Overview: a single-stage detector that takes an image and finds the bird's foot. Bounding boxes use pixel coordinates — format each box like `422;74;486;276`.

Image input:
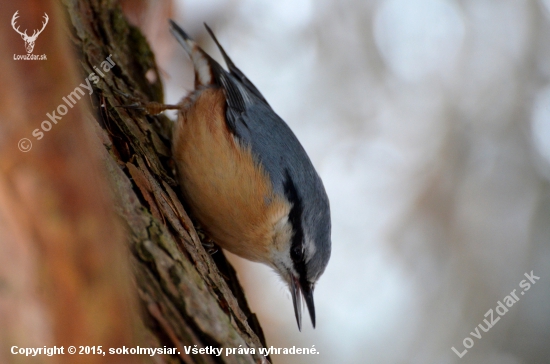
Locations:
114;89;181;115
196;228;219;255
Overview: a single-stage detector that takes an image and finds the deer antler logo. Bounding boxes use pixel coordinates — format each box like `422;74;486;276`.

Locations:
11;11;49;54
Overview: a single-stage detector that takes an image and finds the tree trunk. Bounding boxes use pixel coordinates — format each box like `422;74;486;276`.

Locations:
0;0;269;363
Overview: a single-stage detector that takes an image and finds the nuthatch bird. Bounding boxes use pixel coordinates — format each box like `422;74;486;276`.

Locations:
168;20;331;330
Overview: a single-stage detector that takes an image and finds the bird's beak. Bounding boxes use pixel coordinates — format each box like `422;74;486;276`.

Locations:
290;274;315;331
303;280;316;329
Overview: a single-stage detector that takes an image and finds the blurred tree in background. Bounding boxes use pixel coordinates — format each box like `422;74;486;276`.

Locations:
0;1;268;363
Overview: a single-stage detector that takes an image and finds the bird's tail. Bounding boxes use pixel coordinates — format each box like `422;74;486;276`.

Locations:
203;23;267;104
169;20;216;87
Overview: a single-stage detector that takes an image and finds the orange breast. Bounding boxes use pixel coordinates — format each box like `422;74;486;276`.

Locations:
172;88;290;264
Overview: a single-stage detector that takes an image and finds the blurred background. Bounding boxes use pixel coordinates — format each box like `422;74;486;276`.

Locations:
126;0;550;363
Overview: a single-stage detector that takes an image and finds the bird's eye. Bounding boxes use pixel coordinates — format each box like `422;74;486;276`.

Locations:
291;245;303;261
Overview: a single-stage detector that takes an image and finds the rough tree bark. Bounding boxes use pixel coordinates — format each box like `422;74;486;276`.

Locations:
0;0;269;363
0;1;137;363
63;1;270;363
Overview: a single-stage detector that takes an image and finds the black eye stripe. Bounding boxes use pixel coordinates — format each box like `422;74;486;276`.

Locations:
283;170;307;277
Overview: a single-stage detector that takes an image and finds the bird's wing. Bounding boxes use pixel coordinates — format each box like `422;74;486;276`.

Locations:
169;20;308;181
